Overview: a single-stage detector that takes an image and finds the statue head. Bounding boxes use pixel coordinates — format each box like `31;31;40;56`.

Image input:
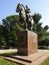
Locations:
26;5;31;13
16;3;25;13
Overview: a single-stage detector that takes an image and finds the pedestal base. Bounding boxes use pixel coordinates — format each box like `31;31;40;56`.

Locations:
17;31;38;56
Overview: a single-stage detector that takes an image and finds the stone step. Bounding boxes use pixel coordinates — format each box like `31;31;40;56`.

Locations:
6;52;47;63
2;52;49;65
3;56;31;65
26;54;49;65
33;54;49;65
7;55;32;63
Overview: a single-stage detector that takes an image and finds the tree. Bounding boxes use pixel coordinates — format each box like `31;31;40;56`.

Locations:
0;25;6;48
44;25;49;32
32;13;41;23
2;15;25;48
2;15;19;48
32;13;49;48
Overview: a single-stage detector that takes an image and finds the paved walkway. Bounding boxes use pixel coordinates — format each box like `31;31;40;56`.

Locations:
0;49;49;54
0;49;17;54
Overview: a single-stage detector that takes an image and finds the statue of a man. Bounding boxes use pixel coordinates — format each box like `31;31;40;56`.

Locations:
25;5;33;30
25;5;31;21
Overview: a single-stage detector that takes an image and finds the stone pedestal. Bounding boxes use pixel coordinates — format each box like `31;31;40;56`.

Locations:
17;31;38;56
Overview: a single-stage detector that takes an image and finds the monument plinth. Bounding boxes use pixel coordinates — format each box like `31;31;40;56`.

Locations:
17;31;38;56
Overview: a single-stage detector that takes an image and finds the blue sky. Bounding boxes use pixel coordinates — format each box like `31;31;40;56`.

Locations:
0;0;49;27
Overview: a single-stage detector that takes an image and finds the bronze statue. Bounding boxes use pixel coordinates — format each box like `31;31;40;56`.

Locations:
25;5;34;30
16;3;34;31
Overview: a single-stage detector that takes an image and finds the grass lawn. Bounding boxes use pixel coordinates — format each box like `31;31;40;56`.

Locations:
41;58;49;65
0;57;21;65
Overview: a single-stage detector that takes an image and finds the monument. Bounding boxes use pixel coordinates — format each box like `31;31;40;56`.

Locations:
3;4;48;65
16;3;38;56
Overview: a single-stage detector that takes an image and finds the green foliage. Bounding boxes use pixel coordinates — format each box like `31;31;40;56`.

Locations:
0;25;6;48
32;13;41;23
2;15;19;48
0;15;25;49
44;25;49;32
0;57;19;65
32;13;49;48
41;58;49;65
